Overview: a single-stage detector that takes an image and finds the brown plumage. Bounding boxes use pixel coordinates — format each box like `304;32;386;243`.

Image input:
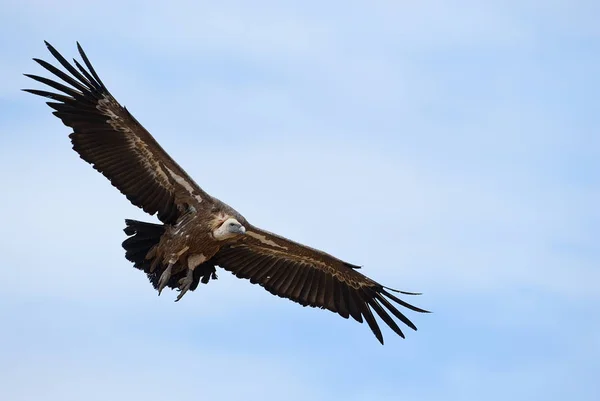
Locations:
24;41;430;344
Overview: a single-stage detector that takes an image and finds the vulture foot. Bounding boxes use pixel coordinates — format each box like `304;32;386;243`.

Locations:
175;269;194;302
157;263;174;295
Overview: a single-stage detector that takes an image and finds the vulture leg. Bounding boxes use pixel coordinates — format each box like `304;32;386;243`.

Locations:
157;262;174;295
175;253;207;302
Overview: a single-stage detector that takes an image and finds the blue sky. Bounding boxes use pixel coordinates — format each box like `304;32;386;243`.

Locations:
1;1;598;400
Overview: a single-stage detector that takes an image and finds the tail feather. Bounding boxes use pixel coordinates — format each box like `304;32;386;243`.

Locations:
122;219;166;290
123;219;165;270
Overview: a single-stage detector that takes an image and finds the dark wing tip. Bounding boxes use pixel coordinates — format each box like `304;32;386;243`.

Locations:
44;41;60;55
21;88;42;96
75;41;107;91
382;285;423;296
381;288;431;314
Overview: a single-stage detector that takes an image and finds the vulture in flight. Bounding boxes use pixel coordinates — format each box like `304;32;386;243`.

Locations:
24;41;429;344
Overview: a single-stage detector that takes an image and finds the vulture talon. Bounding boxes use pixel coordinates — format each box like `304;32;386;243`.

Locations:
175;269;194;302
157;263;173;295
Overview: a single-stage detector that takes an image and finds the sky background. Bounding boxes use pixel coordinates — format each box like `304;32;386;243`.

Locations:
1;1;598;400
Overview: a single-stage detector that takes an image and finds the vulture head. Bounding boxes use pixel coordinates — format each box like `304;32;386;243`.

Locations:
214;217;246;240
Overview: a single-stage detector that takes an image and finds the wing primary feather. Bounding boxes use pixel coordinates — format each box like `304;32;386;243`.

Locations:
31;58;91;95
73;58;102;91
374;292;418;331
23;74;85;100
42;42;96;89
382;285;423;296
75;41;109;92
381;288;431;313
22;89;73;103
358;298;384;344
368;297;405;339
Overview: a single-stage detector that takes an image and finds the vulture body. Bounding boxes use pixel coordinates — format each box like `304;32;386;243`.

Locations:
24;42;429;344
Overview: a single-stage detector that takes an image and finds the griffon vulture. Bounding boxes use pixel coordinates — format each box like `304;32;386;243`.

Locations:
24;41;429;344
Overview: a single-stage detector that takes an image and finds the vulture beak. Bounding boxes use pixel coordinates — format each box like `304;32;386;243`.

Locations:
238;225;246;235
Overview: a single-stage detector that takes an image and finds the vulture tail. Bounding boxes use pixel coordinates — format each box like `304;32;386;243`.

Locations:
122;219;217;292
122;219;166;289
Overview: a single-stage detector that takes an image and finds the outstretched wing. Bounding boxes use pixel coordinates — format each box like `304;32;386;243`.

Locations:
24;41;212;224
213;225;429;344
